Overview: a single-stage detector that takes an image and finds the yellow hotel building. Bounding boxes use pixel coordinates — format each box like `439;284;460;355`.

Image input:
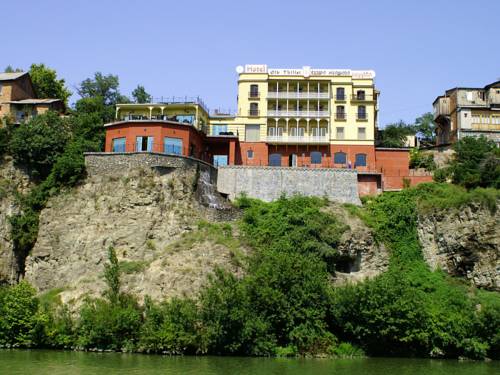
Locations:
210;64;379;168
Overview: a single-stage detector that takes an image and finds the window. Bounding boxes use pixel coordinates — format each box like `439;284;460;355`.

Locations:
357;106;366;119
175;115;195;124
112;137;126;152
311;127;327;136
267;127;283;136
247;150;254;159
269;153;281;166
136;136;154;152
250;84;259;98
358;127;366;139
245;124;260;141
213;155;228;167
336;127;344;139
290;127;305;137
336;106;345;119
249;103;259;116
357;90;365;100
466;91;473;101
334;152;347;164
212;124;228;135
0;83;3;95
164;137;183;155
311;151;322;164
336;87;345;100
355;153;367;167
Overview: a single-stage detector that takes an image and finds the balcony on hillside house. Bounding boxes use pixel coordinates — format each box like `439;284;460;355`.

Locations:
433;97;451;121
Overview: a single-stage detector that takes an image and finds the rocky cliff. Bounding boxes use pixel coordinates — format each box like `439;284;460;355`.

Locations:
417;203;499;291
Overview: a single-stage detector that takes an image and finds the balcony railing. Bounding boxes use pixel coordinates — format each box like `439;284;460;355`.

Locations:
351;94;375;101
334;94;346;101
266;135;329;144
267;92;329;99
248;109;260;117
249;91;260;99
267;110;329;118
335;112;346;120
357;113;368;120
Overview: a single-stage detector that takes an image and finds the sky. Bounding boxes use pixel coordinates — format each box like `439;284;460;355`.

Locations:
3;0;499;127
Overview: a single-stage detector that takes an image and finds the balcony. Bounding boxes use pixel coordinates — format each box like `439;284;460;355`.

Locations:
266;135;329;144
248;109;260;117
433;97;451;120
335;112;346;120
351;94;375;101
334;95;346;101
356;113;368;121
267;92;329;99
267;110;329;118
248;91;260;99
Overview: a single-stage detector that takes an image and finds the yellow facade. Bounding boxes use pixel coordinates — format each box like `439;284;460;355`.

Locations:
207;65;379;146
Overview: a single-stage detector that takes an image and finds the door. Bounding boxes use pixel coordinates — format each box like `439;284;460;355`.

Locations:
269;153;281;166
288;154;297;167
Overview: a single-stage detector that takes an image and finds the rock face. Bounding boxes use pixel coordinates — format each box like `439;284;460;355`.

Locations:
326;205;389;284
24;163;240;304
417;203;500;291
0;157;31;284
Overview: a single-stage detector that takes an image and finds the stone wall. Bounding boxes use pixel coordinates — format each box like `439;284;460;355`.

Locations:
217;166;361;205
84;152;216;177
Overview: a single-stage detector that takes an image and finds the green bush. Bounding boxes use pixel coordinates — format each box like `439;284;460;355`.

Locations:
409;148;436;171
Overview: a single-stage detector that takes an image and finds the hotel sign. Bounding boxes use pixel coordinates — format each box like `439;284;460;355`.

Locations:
240;65;375;78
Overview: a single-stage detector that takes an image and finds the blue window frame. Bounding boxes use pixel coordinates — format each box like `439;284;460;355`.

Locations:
334;152;347;164
164;137;183;155
136;136;153;152
269;153;281;166
213;155;228;167
112;137;126;152
355;153;367;167
212;125;228;136
310;151;322;164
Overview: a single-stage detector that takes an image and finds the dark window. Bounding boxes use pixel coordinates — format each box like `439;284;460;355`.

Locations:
269;153;281;166
136;136;153;152
355;153;367;167
336;87;345;100
334;152;347;164
311;151;322;164
247;150;254;159
249;103;259;116
336;105;345;119
357;90;365;100
250;84;259;97
358;106;366;119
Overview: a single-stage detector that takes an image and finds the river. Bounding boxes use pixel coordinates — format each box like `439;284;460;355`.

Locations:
0;350;498;374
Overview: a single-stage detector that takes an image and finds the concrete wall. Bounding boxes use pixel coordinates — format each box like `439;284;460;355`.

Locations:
217;165;361;205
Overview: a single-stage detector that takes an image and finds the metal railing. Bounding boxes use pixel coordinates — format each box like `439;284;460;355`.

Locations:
334;94;346;101
142;96;209;114
335;112;346;120
266;135;329;144
357;113;368;120
248;109;260;116
267;110;329;117
118;115;196;125
351;94;375;101
267;92;329;99
248;91;260;99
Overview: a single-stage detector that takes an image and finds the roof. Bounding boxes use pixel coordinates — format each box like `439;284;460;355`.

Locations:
484;80;500;90
0;72;28;81
6;98;62;104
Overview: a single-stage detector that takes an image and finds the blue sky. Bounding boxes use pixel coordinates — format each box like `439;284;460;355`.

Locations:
4;0;499;126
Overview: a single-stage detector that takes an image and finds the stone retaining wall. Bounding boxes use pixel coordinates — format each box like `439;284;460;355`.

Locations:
217;166;361;205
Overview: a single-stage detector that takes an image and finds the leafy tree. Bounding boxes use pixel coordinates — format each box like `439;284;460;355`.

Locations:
29;63;71;104
4;65;23;73
9;111;70;178
76;72;121;106
378;121;415;148
414;112;435;145
450;136;499;189
132;85;152;103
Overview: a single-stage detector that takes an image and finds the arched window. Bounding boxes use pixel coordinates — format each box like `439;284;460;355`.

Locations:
334;152;347;164
336;87;345;100
357;90;365;100
269;153;281;166
250;84;259;98
355;153;367;167
311;151;322;164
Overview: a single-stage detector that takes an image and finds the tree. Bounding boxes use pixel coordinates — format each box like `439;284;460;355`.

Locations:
9;111;70;178
378;121;415;148
450;136;499;189
132;85;152;104
29;63;71;104
414;112;435;145
77;72;121;106
4;65;23;73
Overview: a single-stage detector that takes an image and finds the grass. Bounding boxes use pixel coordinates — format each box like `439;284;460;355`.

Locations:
119;260;148;274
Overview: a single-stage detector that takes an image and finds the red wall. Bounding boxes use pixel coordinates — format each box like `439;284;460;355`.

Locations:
238;142;269;166
374;149;411;190
105;122;207;161
330;145;376;170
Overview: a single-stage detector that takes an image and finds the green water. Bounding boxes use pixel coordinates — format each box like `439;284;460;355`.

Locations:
0;350;498;375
